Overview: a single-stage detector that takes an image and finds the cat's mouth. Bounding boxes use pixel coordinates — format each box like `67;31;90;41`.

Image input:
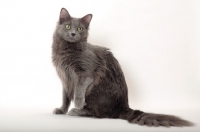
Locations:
64;35;80;42
67;38;78;42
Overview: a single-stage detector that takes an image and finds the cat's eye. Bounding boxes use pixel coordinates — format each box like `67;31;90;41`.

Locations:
77;27;83;31
66;24;71;30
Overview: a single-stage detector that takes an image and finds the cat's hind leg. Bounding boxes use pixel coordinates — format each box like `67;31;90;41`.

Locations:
68;108;91;116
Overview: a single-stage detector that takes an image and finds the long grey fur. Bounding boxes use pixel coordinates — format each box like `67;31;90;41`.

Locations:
51;8;194;127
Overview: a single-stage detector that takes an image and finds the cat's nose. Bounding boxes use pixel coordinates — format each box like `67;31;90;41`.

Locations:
71;33;76;37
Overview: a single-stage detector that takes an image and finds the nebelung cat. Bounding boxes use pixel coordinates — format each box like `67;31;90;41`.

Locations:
52;8;193;127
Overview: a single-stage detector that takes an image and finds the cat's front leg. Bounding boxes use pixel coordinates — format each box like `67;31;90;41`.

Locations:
53;88;71;114
74;97;86;109
74;77;93;109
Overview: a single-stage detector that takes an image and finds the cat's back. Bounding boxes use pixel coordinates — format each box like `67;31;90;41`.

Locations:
86;43;125;81
86;43;110;59
86;43;108;52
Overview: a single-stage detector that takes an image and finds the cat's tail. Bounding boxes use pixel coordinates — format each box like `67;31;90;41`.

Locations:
119;108;194;127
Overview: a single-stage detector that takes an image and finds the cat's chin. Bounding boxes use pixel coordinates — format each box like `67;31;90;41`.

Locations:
66;38;78;43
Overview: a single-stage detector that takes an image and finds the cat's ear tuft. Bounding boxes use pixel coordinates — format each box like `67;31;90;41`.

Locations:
81;14;93;28
60;8;70;24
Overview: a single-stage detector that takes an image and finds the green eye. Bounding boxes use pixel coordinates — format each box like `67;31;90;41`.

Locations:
77;27;83;31
66;24;70;30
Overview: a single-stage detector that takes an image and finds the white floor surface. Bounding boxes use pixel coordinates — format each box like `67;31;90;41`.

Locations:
0;107;199;132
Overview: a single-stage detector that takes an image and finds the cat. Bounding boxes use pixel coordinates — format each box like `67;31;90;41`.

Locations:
52;8;194;127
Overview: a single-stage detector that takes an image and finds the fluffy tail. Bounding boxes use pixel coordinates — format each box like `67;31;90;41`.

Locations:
119;108;194;127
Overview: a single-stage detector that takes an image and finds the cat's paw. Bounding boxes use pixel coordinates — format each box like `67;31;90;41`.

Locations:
74;98;86;109
68;108;80;116
53;108;65;114
68;108;88;116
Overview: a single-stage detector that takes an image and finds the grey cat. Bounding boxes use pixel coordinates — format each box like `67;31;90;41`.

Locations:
52;8;194;127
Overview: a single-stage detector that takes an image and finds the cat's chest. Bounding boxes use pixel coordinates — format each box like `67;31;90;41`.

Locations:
52;54;77;84
53;53;80;70
53;51;95;75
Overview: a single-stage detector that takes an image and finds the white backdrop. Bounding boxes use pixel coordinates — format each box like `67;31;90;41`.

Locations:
0;0;199;131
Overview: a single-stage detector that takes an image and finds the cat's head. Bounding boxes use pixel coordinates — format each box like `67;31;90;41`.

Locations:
56;8;92;43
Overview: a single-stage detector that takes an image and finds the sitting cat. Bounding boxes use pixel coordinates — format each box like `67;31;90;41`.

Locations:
52;8;193;127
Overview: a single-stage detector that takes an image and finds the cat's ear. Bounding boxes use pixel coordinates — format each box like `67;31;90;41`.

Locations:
81;14;92;28
59;8;71;24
